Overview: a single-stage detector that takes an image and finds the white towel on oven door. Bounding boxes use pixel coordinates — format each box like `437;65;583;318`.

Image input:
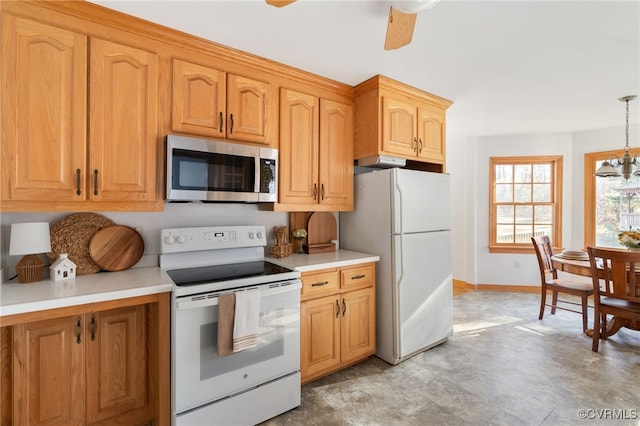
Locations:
233;289;261;352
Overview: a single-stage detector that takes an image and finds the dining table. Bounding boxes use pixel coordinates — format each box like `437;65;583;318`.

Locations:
551;253;640;337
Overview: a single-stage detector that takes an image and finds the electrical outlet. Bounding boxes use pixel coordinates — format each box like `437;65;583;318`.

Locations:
135;227;143;234
514;260;520;269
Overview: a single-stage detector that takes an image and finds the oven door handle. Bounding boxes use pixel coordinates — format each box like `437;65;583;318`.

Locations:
176;280;301;311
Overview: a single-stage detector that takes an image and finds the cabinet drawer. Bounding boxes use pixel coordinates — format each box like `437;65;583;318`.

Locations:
341;263;375;290
301;269;340;299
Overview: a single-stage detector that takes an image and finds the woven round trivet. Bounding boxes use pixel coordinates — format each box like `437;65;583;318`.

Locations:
47;213;115;275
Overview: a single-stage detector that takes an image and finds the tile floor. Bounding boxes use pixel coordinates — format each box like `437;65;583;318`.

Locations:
262;291;640;426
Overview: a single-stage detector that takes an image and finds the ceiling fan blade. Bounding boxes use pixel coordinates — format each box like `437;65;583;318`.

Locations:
265;0;296;7
384;6;417;50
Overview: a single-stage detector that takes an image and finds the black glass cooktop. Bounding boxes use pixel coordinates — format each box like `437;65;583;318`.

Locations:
167;261;293;286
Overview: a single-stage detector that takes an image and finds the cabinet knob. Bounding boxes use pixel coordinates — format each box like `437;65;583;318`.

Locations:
413;137;418;153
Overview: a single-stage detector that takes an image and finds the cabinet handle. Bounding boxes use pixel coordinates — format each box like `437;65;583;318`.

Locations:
75;317;81;344
342;298;347;316
351;274;366;280
93;169;99;196
418;138;423;153
311;281;329;287
413;137;418;153
219;111;224;133
321;184;325;200
75;169;82;196
229;113;234;134
313;183;318;200
90;314;96;341
335;299;340;318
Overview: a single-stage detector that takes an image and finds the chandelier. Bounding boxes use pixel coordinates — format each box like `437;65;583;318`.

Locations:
594;95;638;181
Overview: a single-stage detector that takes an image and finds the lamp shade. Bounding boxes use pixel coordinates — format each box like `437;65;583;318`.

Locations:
9;222;51;255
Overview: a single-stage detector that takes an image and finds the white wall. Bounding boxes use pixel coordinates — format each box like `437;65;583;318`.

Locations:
448;123;639;287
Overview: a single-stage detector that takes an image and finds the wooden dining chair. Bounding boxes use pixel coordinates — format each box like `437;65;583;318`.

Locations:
531;236;593;332
586;247;640;352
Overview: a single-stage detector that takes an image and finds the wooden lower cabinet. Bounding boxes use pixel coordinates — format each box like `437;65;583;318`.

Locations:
300;263;375;384
1;293;169;426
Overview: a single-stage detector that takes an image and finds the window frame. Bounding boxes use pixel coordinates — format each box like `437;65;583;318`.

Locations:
489;155;563;254
584;149;625;249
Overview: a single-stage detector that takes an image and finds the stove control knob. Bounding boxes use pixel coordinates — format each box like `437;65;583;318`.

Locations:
248;232;255;239
176;235;187;244
257;231;263;239
164;236;175;245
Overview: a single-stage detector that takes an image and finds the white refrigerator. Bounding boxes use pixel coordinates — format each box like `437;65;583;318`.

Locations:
340;168;453;365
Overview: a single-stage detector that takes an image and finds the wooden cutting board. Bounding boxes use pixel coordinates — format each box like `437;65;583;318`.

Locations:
89;225;144;272
306;212;337;253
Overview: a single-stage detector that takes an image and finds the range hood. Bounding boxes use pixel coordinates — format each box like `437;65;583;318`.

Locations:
356;155;406;168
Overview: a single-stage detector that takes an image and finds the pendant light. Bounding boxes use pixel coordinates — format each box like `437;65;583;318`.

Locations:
595;95;638;181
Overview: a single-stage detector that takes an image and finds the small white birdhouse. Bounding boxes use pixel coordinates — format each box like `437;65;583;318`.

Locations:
50;253;76;281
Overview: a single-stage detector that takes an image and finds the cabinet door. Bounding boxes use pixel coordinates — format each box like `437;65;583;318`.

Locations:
340;287;376;365
381;96;417;157
1;15;87;202
172;59;226;138
417;104;446;163
300;295;341;383
86;305;148;425
89;38;158;202
13;316;85;425
319;99;354;209
279;88;319;205
227;74;274;144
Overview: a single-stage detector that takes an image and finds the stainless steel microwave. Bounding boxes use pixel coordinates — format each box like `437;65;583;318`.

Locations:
166;135;277;203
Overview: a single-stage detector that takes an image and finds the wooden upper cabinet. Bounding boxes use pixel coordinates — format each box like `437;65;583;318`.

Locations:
319;99;354;208
90;38;158;203
171;59;275;146
226;74;274;144
381;96;418;158
172;59;226;138
1;12;161;211
417;103;446;163
354;75;452;169
1;15;88;202
278;87;353;211
279;88;319;205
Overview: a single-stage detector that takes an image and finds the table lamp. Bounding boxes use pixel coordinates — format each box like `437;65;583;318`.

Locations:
9;222;51;284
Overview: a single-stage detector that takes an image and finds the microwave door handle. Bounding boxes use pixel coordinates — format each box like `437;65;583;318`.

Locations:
255;157;261;193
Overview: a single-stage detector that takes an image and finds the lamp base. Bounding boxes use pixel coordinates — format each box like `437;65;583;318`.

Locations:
16;254;45;284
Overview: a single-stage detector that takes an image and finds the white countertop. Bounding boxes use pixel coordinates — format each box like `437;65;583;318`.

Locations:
267;249;379;272
0;266;172;317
